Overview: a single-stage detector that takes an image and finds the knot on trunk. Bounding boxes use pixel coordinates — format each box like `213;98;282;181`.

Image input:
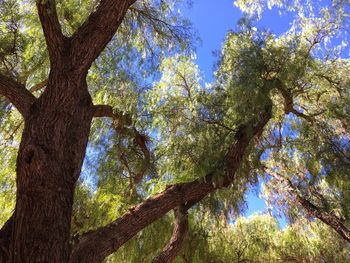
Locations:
22;144;47;167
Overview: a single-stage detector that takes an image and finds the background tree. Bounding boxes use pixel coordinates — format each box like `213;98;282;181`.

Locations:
0;0;349;262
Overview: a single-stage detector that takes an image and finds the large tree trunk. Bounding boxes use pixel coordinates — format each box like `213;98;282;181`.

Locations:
9;69;93;262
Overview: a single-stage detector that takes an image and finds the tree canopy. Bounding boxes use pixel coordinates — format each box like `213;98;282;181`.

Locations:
0;0;349;262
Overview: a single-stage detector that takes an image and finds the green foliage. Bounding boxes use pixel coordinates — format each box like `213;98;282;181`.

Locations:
1;0;350;261
182;213;350;263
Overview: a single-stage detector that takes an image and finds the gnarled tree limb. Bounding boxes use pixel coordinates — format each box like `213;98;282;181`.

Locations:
69;103;272;263
0;74;36;117
152;206;189;263
71;0;137;71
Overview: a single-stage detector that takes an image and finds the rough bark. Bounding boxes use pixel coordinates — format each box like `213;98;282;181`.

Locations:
297;196;350;242
69;104;272;263
152;206;189;263
269;171;350;242
0;0;138;262
10;67;94;262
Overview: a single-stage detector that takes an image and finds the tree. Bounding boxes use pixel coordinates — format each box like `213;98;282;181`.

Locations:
178;213;350;262
0;0;349;262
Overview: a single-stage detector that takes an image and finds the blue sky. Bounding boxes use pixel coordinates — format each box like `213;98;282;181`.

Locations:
183;0;293;82
183;0;292;227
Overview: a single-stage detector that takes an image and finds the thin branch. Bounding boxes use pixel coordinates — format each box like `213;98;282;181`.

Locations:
36;0;66;61
152;206;189;263
2;120;23;143
71;0;137;71
0;74;36;117
69;103;272;263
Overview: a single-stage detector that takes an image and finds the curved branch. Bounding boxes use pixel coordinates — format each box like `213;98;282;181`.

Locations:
0;74;36;117
152;206;189;263
268;171;350;242
36;0;66;61
71;0;137;71
93;104;150;184
69;104;272;263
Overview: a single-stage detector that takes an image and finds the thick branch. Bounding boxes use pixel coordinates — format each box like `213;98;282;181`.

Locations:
71;0;136;71
69;104;272;263
0;215;14;262
152;206;189;263
269;171;350;242
0;74;36;117
36;0;66;61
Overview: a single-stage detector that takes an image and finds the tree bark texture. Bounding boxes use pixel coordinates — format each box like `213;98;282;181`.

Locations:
10;68;94;262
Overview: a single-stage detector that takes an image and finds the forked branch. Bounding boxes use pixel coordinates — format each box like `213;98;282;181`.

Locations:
71;0;137;71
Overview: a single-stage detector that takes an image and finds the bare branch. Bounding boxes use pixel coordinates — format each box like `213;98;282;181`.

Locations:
71;0;137;71
0;74;36;117
69;104;272;263
36;0;66;61
152;206;189;263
